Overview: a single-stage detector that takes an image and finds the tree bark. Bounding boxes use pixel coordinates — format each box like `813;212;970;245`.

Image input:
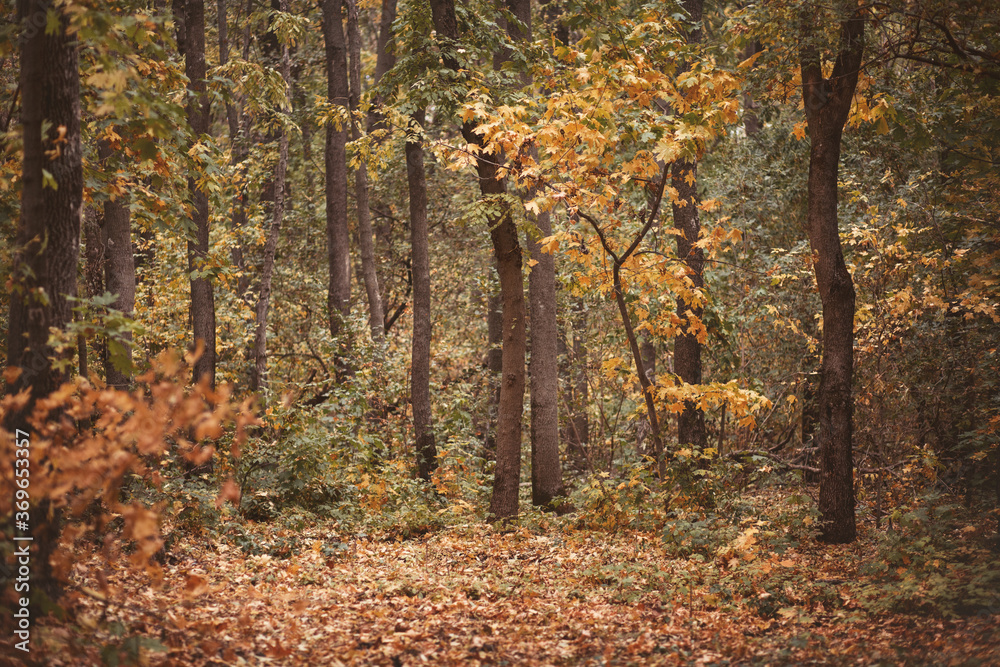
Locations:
99;142;136;389
5;0;83;603
429;0;527;521
673;0;707;451
406;110;437;480
800;4;865;544
184;0;216;386
249;3;290;394
507;0;565;509
347;0;386;342
217;0;252;302
321;0;352;339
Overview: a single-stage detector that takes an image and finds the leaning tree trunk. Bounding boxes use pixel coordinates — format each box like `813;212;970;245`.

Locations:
673;0;707;451
320;0;352;339
346;0;385;342
4;0;83;604
429;0;527;521
249;5;290;394
800;5;865;544
185;0;216;386
406;110;437;480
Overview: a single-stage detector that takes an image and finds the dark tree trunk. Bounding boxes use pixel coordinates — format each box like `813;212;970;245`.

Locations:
250;4;290;394
347;0;385;342
429;0;527;521
321;0;352;339
5;0;83;604
800;5;865;544
184;0;216;386
406;110;437;480
673;0;707;451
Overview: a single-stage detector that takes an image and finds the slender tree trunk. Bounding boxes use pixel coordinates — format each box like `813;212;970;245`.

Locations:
500;0;565;510
250;8;290;394
566;298;589;466
4;0;83;604
100;142;136;389
800;5;865;544
184;0;216;386
483;286;502;458
429;0;527;520
82;207;105;379
406;110;437;480
321;0;352;339
346;0;385;342
218;0;251;302
580;165;671;481
673;0;707;450
367;0;397;135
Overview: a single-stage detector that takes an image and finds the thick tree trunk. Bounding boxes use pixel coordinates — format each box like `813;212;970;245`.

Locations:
406;111;437;480
347;0;385;342
185;0;216;386
250;14;290;394
5;0;83;603
673;0;707;451
321;0;352;339
429;0;526;520
800;6;865;544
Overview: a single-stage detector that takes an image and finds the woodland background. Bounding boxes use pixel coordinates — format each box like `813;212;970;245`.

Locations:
1;0;999;663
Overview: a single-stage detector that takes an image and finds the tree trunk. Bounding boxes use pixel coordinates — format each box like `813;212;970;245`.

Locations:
321;0;352;339
673;0;707;451
406;110;437;480
347;0;386;342
250;6;290;394
217;0;252;302
185;0;216;386
429;0;527;521
100;143;137;389
4;0;83;604
502;0;565;510
82;207;105;379
800;5;865;544
673;158;707;449
566;298;589;467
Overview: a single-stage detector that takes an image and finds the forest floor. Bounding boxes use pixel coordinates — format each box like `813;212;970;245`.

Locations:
12;496;1000;666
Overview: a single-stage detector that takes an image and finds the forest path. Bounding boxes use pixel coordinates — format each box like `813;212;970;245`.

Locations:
23;523;1000;665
